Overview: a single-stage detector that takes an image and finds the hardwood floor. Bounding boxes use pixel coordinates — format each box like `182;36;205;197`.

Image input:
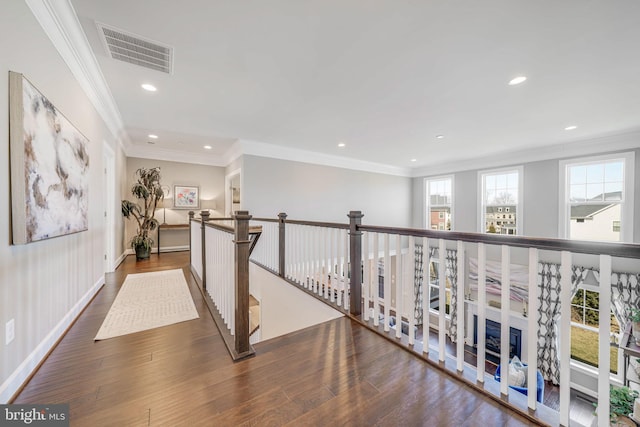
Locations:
13;252;540;426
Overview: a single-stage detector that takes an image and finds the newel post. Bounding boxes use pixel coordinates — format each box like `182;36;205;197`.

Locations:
200;210;210;290
348;211;364;316
234;210;252;355
278;212;287;277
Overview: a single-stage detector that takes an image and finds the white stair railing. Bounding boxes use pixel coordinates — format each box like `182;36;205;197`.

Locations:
247;211;640;427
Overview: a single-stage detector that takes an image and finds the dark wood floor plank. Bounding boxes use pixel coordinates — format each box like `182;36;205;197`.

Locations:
12;252;545;426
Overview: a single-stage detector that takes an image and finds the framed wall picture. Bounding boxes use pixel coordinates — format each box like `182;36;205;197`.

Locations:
173;185;199;209
9;71;90;244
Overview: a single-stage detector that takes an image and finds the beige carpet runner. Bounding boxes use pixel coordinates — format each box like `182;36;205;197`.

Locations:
95;269;199;340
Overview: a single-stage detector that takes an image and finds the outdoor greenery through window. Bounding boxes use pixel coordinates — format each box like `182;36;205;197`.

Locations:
567;159;624;242
480;169;520;235
570;288;619;373
426;177;452;230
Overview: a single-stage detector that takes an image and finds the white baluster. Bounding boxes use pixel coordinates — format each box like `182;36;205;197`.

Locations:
438;239;446;362
315;227;322;294
422;238;429;356
527;248;538;410
408;236;416;346
559;251;572;426
331;228;342;307
327;228;333;303
363;231;370;321
500;245;510;397
395;234;403;339
288;223;294;282
373;233;380;327
343;228;349;310
322;227;327;296
477;243;486;383
456;240;465;373
597;255;612;427
384;234;391;332
307;226;313;290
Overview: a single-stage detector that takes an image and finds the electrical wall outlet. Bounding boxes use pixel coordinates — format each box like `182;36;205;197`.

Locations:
5;319;15;345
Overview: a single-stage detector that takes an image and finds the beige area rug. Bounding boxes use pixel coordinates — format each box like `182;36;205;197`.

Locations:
95;269;199;340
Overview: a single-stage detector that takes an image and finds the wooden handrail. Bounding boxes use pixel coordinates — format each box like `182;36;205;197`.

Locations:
253;216;349;229
358;224;640;259
256;212;640;261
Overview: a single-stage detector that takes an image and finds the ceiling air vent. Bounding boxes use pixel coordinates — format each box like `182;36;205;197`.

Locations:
96;22;173;74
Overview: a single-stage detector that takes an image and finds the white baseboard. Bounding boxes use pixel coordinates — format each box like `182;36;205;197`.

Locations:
114;251;127;269
0;277;104;403
123;246;189;256
570;382;597;399
159;245;189;253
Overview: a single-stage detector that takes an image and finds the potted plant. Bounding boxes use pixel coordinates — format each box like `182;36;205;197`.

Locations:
630;308;640;341
121;167;164;260
594;385;639;425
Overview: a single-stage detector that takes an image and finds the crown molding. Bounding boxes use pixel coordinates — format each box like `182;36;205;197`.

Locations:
25;0;125;141
127;144;229;167
411;130;640;178
221;139;244;166
233;139;412;177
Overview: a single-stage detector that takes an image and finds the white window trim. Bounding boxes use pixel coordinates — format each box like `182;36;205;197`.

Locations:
477;166;524;235
427;258;451;318
568;284;624;382
558;151;635;242
424;174;454;230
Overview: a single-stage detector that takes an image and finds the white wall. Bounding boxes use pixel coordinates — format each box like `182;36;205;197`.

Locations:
249;264;343;341
124;158;225;251
412;148;639;242
0;2;124;402
242;155;412;226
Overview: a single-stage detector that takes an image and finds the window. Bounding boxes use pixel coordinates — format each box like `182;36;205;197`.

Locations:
570;286;620;374
425;176;453;231
559;152;635;242
479;167;522;235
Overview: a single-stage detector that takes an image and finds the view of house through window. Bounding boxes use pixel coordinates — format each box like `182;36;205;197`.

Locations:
480;169;520;234
566;159;624;242
570;287;619;374
425;177;452;230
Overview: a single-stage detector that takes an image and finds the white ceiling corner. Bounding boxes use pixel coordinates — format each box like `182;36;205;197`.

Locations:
25;0;127;143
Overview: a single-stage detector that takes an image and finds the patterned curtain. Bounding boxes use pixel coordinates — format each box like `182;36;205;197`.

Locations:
414;245;424;325
536;263;591;385
446;250;458;342
413;244;457;339
413;244;437;325
611;272;640;328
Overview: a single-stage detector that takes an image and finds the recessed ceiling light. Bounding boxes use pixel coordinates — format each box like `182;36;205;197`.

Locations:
508;76;527;86
148;134;158;139
147;140;155;144
564;125;577;131
203;145;212;149
411;159;417;162
338;142;346;148
141;83;157;92
435;135;444;139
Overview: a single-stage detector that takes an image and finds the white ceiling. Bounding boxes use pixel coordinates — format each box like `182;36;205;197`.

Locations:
68;0;640;174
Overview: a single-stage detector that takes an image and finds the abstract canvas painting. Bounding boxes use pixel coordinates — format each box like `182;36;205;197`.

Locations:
9;72;90;244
